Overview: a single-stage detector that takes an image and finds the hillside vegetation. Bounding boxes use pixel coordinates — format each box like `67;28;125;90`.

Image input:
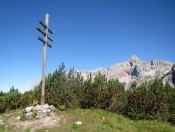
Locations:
1;63;175;125
0;109;175;132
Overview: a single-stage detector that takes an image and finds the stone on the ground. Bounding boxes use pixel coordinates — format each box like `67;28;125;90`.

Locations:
0;119;4;125
50;105;56;111
75;121;82;125
45;104;49;109
34;105;42;111
16;116;21;120
25;106;34;113
25;112;32;118
36;111;47;118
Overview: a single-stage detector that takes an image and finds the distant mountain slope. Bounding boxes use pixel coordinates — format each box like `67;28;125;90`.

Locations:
78;55;174;88
31;55;174;90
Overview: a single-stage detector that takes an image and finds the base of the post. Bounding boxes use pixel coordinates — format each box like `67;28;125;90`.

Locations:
41;95;45;105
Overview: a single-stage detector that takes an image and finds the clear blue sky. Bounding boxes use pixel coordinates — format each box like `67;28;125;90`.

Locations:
0;0;174;92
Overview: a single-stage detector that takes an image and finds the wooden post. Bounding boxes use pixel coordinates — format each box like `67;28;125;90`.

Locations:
41;14;49;105
37;13;53;105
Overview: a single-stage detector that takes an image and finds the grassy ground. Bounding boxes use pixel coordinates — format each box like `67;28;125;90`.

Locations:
0;109;175;132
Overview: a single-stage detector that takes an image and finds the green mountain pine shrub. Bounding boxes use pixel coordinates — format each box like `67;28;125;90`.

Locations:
1;63;175;124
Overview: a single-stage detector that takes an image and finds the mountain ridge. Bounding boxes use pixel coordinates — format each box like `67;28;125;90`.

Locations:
78;55;174;88
30;55;174;90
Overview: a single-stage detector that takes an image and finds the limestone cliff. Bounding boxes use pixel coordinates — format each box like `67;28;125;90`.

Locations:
78;55;174;88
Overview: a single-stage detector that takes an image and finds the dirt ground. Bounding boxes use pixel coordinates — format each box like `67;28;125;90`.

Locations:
0;111;65;132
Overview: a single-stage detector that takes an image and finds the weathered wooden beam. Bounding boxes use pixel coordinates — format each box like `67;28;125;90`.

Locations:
39;20;53;34
37;27;53;42
48;36;53;42
48;28;53;34
38;36;52;48
39;20;47;28
36;26;46;36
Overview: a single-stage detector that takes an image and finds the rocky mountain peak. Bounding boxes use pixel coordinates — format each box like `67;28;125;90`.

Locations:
130;55;140;60
128;55;142;67
78;55;174;88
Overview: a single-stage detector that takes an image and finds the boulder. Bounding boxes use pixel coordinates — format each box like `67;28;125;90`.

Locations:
34;105;42;111
25;106;34;113
50;105;56;111
25;112;32;118
36;111;47;119
16;116;21;120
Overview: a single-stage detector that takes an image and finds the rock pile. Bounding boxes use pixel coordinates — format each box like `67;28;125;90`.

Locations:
25;104;56;119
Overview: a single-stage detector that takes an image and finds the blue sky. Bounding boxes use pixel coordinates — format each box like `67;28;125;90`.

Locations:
0;0;175;92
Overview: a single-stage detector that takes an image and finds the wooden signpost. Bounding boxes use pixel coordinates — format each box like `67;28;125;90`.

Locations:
37;14;53;105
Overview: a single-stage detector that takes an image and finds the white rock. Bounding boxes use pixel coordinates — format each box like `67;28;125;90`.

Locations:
25;112;32;118
47;109;51;112
16;116;21;120
25;106;34;112
50;105;56;111
75;121;82;125
36;111;47;118
34;105;42;111
0;119;4;125
45;104;49;109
